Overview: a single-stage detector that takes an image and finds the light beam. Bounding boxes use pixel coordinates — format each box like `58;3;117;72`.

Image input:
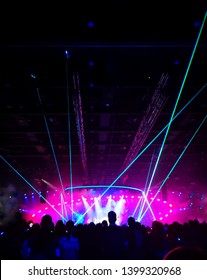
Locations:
136;12;207;212
0;155;67;222
74;83;207;224
140;114;207;221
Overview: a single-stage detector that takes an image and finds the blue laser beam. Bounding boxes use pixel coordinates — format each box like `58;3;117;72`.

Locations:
74;83;207;225
136;11;207;212
138;152;155;220
65;53;74;221
140;114;207;221
37;89;64;189
0;155;67;222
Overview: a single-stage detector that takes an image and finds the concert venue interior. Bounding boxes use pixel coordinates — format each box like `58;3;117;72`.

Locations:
1;1;207;228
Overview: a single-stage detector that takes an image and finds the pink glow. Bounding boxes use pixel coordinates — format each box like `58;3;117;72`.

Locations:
19;186;207;227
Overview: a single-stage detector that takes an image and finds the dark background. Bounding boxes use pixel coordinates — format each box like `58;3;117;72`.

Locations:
0;1;207;198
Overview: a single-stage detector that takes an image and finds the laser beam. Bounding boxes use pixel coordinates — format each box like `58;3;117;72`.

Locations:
65;51;74;221
140;114;207;221
0;155;67;222
141;10;207;212
37;89;64;189
74;83;207;224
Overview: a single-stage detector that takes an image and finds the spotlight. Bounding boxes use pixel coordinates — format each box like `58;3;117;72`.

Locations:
89;60;95;67
174;60;180;65
87;21;95;28
65;50;70;59
30;73;36;79
193;21;200;27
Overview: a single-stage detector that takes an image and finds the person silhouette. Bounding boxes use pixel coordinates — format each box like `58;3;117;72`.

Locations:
102;211;126;259
108;210;117;226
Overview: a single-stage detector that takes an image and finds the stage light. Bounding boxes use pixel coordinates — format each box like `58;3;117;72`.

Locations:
30;74;36;79
194;21;200;27
65;50;70;59
89;60;94;67
174;60;180;65
87;21;95;28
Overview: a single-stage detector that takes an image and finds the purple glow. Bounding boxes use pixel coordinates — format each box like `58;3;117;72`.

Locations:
18;185;207;227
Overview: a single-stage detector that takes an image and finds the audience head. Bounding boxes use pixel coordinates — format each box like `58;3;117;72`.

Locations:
40;214;54;232
128;216;136;227
66;220;74;232
102;219;108;227
108;210;117;226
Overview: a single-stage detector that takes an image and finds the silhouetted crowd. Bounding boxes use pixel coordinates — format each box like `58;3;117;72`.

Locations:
1;210;207;260
1;181;207;260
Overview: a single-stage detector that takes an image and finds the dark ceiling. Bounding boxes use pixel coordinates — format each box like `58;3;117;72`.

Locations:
0;1;207;195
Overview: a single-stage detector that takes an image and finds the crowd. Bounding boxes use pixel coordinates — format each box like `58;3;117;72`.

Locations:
1;181;207;260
